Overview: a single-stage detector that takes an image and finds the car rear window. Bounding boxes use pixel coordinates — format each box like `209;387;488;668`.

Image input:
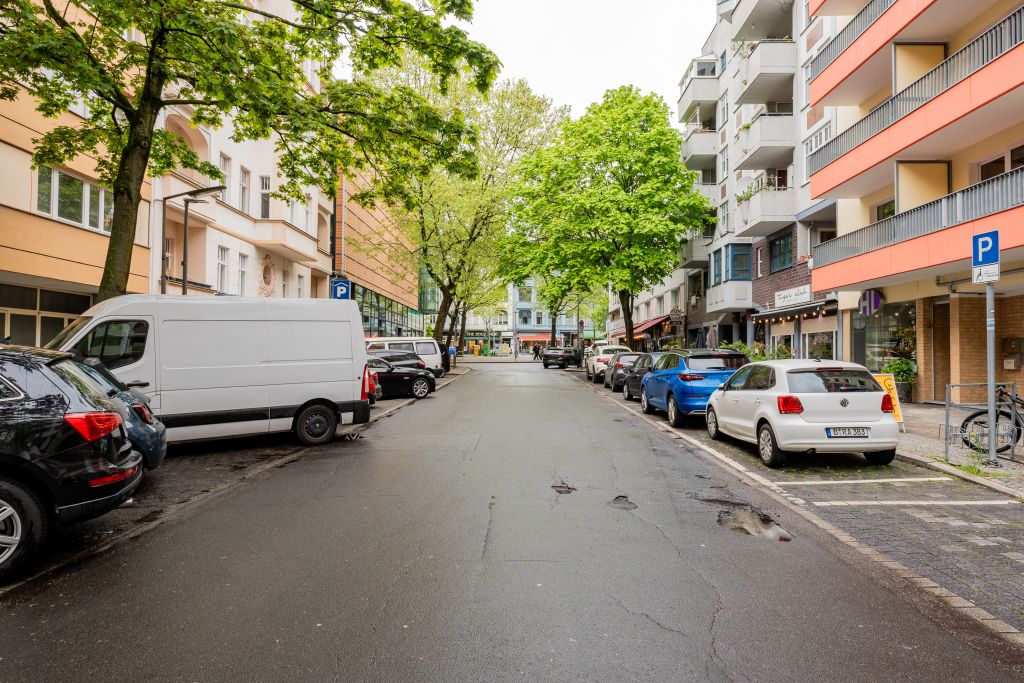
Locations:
619;354;640;363
687;355;749;370
415;341;438;355
49;359;109;402
787;369;882;393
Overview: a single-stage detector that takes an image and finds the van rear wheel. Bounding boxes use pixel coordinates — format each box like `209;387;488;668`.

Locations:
295;404;338;446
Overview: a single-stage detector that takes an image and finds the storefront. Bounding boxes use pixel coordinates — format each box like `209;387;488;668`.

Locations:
850;293;916;373
754;300;838;359
352;283;424;337
0;281;93;347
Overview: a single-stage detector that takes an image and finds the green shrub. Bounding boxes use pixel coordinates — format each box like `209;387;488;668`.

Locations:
882;358;916;383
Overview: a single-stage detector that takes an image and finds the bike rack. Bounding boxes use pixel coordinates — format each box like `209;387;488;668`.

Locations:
943;383;1019;465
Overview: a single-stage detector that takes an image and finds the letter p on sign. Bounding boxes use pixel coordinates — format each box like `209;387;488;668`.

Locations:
973;231;999;267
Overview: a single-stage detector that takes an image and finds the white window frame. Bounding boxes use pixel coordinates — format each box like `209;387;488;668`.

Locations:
34;166;113;234
259;175;272;219
216;246;229;292
238;253;248;296
297;273;305;299
239;167;250;215
219;153;231;203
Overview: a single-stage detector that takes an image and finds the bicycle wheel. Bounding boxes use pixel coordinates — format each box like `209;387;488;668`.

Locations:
960;410;1022;454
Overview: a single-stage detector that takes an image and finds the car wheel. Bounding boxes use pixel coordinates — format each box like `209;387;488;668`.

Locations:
641;388;656;415
295;404;338;446
411;378;431;399
560;363;567;369
543;363;549;369
622;382;632;401
757;423;786;468
434;369;446;379
0;477;48;583
865;449;896;466
667;394;685;428
706;407;722;440
585;367;591;380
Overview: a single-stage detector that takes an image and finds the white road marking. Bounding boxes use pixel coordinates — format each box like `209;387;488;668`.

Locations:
813;500;1021;507
776;477;954;486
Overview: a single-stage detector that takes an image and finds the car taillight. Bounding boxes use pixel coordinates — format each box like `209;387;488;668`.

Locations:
65;412;121;442
131;404;156;425
417;361;425;369
89;465;138;488
596;357;609;363
881;394;894;413
361;365;370;401
614;363;623;369
678;373;705;382
777;396;804;414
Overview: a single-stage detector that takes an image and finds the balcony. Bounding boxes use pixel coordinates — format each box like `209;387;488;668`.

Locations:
737;184;795;237
678;72;719;124
695;183;717;204
811;167;1024;291
706;279;753;313
810;0;870;17
736;41;796;105
736;113;795;170
249;220;319;264
810;7;1024;197
680;234;712;268
807;0;896;83
732;0;794;41
682;127;719;168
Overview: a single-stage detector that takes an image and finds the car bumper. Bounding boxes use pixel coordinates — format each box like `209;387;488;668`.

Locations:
773;418;900;453
593;362;609;375
676;391;714;414
55;453;144;524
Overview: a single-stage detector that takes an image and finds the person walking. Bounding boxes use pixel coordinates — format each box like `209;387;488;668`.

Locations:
532;344;541;360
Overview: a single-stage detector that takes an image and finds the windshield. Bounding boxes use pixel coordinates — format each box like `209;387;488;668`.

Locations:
687;355;749;371
787;369;883;393
44;316;92;350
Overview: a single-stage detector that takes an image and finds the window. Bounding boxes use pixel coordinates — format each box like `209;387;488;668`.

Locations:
744;365;775;390
535;311;543;325
36;166;52;213
978;144;1024;181
238;253;248;296
390;342;415;352
498;311;508;325
297;274;305;298
717;201;729;234
725;365;753;390
720;147;729;177
769;234;793;272
36;166;113;233
518;286;532;302
726;244;751;281
416;341;439;355
872;199;896;222
719;50;727;74
0;376;20;400
814;228;837;245
687;354;749;371
787;369;882;393
282;269;288;297
756;247;764;277
670;288;679;310
239;167;250;214
712;249;722;285
219;154;231;203
805;331;835;360
259;176;271;219
304;202;311;232
519;310;530;325
56;171;84;223
73;320;148;369
217;246;229;291
654;353;680;371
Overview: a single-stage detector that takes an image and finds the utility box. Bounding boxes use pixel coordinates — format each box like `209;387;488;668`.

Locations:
1002;338;1024;370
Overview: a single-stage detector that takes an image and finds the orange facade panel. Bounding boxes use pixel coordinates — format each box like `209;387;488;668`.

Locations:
810;41;1024;198
810;204;1024;291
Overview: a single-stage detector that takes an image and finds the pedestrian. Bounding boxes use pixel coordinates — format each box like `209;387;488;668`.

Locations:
532;344;541;360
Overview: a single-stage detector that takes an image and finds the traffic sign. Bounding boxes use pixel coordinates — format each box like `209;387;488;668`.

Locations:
330;279;352;299
972;231;1000;284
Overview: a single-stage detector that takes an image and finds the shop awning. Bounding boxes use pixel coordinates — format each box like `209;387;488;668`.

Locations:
752;300;837;322
517;333;556;342
631;315;670;336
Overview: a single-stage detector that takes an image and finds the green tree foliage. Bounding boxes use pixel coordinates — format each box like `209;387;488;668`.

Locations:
508;86;710;350
0;0;498;299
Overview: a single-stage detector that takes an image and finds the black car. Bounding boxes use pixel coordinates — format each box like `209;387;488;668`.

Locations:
621;352;667;402
542;347;577;369
0;346;143;582
367;357;436;399
368;349;428;371
603;351;642;391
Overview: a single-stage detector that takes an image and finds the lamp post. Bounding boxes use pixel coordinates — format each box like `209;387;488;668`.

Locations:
160;184;226;294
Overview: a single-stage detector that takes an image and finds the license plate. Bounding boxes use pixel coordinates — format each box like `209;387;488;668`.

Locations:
826;427;869;438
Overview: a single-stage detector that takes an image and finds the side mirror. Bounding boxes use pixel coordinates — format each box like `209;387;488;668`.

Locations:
718;383;726;391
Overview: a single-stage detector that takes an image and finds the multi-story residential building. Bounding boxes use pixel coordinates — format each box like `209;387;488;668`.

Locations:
464;278;581;352
1;87;152;346
806;0;1024;402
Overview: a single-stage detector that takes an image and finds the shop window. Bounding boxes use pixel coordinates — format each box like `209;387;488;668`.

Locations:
804;331;835;360
769;234;793;272
851;301;917;372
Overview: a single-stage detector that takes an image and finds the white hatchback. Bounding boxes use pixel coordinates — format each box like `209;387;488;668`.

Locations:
705;359;899;468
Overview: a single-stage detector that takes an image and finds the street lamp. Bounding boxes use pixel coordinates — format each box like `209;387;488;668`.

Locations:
160;185;226;295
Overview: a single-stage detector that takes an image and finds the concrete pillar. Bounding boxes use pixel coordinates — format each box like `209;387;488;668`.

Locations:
793;315;802;359
915;298;933;402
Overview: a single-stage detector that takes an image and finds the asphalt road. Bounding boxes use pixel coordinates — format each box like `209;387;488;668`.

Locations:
2;364;1022;682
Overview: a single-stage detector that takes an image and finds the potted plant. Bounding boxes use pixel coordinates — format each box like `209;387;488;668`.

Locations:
881;358;915;403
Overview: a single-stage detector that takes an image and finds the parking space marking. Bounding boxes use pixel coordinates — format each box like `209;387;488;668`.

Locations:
777;477;954;486
813;500;1021;507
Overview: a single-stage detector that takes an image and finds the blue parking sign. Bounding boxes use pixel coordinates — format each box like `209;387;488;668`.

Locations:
973;231;999;267
331;279;352;300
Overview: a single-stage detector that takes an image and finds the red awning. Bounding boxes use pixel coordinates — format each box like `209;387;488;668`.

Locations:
518;333;555;342
631;315;670;336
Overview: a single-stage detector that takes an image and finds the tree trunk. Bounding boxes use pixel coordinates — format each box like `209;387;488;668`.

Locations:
549;314;557;346
444;301;459;351
618;290;635;351
433;288;454;344
456;301;469;363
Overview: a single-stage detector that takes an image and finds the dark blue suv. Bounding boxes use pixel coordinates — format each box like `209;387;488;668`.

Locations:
640;350;750;427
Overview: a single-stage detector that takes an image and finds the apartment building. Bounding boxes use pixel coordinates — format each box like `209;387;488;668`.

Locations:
610;0;841;356
806;0;1024;402
0;88;152;346
464;279;581;352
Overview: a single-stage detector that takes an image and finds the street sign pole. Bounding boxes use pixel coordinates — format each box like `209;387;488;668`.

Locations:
972;230;1000;467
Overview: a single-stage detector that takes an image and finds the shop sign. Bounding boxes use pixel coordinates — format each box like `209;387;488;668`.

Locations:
669;307;684;323
858;289;884;316
774;285;811;308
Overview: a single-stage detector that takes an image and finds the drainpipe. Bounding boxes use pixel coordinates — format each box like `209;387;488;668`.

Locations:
339;175;347;276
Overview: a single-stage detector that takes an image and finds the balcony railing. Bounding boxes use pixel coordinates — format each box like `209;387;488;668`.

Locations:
812;166;1024;267
809;6;1024;175
806;0;896;82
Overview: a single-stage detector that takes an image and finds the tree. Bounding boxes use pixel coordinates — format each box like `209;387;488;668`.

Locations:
508;86;710;350
0;0;498;299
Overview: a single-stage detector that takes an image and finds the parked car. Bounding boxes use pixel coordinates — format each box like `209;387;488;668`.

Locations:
368;349;428;371
585;344;631;383
366;337;446;378
0;346;143;582
47;295;370;446
542;347;576;369
640;349;750;426
705;360;899;468
603;352;641;391
366;357;435;399
622;352;666;401
366;367;383;405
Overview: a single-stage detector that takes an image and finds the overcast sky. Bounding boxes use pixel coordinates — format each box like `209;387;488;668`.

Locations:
459;0;718;123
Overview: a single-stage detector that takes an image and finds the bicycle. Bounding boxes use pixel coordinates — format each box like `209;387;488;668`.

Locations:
960;385;1024;454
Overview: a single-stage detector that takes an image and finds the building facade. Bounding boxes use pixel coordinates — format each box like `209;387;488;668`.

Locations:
807;0;1024;402
465;279;581;353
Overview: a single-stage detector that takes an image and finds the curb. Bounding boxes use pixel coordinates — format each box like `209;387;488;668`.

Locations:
0;367;472;598
895;452;1024;500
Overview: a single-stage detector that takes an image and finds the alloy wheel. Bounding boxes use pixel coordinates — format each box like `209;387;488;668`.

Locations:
412;379;430;398
759;429;773;463
668;397;677;424
707;410;718;438
0;499;23;566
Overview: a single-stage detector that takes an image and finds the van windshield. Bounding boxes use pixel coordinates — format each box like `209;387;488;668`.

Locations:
44;317;91;350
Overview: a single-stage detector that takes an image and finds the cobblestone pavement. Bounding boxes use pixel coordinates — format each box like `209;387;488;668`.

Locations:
574;373;1024;635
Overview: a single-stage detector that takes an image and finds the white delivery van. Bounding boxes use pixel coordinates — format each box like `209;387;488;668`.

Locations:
365;336;446;377
47;295;370;445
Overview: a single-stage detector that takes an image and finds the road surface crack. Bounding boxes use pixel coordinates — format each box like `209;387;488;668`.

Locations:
609;594;689;638
481;496;496;561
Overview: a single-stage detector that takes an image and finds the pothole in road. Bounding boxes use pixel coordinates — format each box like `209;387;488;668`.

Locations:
608;495;638;510
718;508;792;542
551;481;577;495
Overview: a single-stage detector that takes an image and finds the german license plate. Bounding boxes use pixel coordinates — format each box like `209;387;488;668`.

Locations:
826;427;869;438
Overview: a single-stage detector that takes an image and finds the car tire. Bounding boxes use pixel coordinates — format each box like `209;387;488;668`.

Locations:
593;372;602;384
641;388;656;415
585;367;591;380
411;378;431;399
560;363;567;369
0;477;47;583
543;363;549;369
706;407;723;441
295;404;338;446
622;382;632;401
757;423;786;468
667;394;685;428
865;449;896;466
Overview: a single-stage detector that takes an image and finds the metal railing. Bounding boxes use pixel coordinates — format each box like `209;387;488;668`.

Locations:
807;0;896;81
809;6;1024;175
812;166;1024;267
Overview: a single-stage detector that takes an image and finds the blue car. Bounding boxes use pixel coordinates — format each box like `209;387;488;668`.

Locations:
640;350;750;427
